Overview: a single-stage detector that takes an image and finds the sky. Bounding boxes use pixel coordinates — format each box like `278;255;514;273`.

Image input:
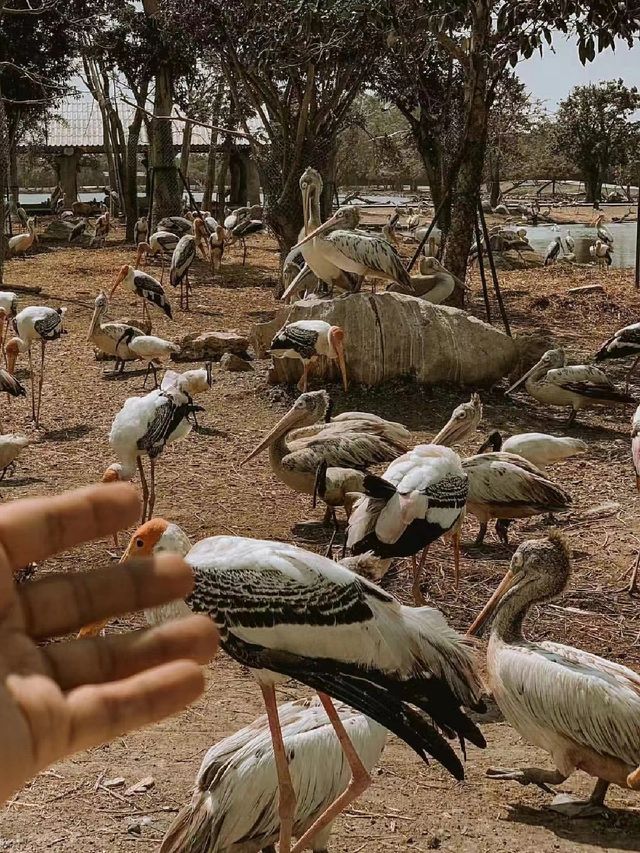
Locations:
517;37;640;111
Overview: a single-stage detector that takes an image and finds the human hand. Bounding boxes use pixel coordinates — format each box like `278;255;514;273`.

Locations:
0;483;218;804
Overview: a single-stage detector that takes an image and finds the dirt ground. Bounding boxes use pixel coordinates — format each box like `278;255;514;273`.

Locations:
1;224;640;852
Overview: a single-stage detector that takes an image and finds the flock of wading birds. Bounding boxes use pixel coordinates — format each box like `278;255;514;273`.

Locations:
4;187;640;853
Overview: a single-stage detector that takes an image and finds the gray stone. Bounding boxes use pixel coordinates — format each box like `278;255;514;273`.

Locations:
220;352;253;372
174;330;249;361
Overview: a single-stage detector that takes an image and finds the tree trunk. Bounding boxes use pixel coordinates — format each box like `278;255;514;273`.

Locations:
584;171;602;204
489;151;500;208
0;93;8;284
8;141;18;207
217;149;229;217
202;137;217;212
180;120;193;177
150;63;181;227
124;105;145;242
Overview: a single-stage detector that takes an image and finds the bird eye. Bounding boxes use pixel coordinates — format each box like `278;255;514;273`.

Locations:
136;538;144;548
512;550;524;570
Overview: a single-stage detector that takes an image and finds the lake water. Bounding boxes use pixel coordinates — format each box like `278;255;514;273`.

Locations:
524;222;637;269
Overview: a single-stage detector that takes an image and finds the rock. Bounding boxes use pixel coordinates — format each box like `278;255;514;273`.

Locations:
41;219;92;246
567;284;605;296
252;292;520;388
493;203;510;215
494;249;544;270
125;776;155;796
173;330;249;362
220;352;253;372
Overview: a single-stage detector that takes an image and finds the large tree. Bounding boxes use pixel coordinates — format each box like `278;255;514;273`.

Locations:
555;80;640;204
166;0;387;256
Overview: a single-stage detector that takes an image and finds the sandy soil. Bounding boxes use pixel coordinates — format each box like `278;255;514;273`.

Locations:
1;226;640;852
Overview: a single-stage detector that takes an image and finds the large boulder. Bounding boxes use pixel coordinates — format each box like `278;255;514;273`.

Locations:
252;292;520;387
41;219;92;246
174;330;249;362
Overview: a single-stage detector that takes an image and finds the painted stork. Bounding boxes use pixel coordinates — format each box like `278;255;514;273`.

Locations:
208;224;225;276
506;348;634;426
478;431;587;473
157;215;193;237
633;404;640;494
432;393;483;448
99;519;486;853
110;264;172;325
590;239;613;270
0;434;29;481
5;305;66;426
468;533;640;817
269;320;348;393
170;220;207;310
101;385;203;529
462;452;571;545
90;210;110;248
87;291;145;376
0;367;26;431
134;216;148;246
544;235;562;266
68;218;88;243
565;230;575;253
160;696;387;853
295;204;414;294
346;445;468;604
596;322;640;390
135;231;180;282
594;214;614;246
0;291;18;356
229;215;264;266
116;330;180;389
242;390;409;523
8;217;36;258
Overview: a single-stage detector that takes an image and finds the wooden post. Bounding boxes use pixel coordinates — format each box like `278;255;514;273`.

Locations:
474;217;491;324
477;200;511;337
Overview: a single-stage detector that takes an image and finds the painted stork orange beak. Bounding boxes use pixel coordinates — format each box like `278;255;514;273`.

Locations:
110;264;129;297
466;569;515;636
241;405;308;465
328;326;348;392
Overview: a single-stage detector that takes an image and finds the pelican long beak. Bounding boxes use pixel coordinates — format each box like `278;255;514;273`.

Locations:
302;183;310;234
241;407;306;465
432;417;467;448
467;569;515;636
293;212;340;250
505;361;539;396
110;267;126;298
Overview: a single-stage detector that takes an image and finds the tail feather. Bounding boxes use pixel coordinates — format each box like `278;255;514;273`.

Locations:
363;472;397;500
160;790;215;853
563;382;635;404
141;287;172;320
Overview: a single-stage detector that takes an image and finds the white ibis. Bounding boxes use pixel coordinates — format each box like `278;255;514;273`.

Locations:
0;434;29;481
8;217;36;258
87;291;144;375
169;220;207;310
596;321;640;390
134;216;148;246
468;533;640;817
5;305;66;426
0;291;18;356
90;210;110;247
68;218;88;243
590;239;613;270
101;385;203;528
346;444;468;604
116;331;180;388
100;519;486;853
110;264;172;325
160;697;387;853
478;431;587;473
506;348;634;426
269;320;348;392
544;236;562;266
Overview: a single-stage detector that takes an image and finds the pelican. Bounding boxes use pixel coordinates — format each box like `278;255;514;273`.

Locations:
110;264;172;325
432;393;483;448
87;291;144;375
241;390;409;520
160;697;387;853
381;211;400;246
594;214;614;246
135;231;180;282
133;216;148;246
468;533;640;817
93;519;486;853
544;236;562;266
478;432;587;472
269;320;348;393
390;256;466;303
590;239;613;270
295;205;415;293
596;322;640;390
5;305;66;426
346;444;468;604
506;348;634;426
116;331;180;388
8;217;36;258
0;434;29;481
462;452;571;545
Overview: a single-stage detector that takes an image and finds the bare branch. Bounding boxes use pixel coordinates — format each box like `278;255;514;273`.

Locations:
119;96;253;141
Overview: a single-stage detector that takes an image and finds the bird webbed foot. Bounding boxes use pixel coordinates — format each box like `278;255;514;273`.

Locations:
487;766;565;794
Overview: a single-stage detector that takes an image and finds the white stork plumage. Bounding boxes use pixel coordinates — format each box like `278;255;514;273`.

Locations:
506;348;634;426
93;519;486;853
116;331;180;389
0;434;29;481
269;320;348;392
0;367;26;431
478;431;587;473
101;385;203;529
170;220;207;311
5;305;66;426
160;696;387;853
468;533;640;816
110;264;172;325
346;445;468;604
596;322;640;390
8;217;36;258
87;291;145;375
135;231;180;283
544;235;562;266
590;239;613;271
295;205;415;293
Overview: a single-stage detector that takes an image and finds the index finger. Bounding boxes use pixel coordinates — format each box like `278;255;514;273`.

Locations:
0;483;140;570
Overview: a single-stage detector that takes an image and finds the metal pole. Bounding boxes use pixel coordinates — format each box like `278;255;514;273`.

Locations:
406;187;451;273
635;172;639;289
477;200;511;337
474;217;492;324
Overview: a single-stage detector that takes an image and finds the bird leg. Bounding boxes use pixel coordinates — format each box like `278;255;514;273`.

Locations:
550;778;610;818
142;299;150;329
151;362;159;389
242;237;248;266
136;456;149;523
487;766;566;794
291;692;372;853
35;340;45;426
474;521;488;547
260;684;297;853
148;455;157;519
566;408;577;428
495;519;511;546
297;362;309;393
411;547;430;606
625;355;640;393
28;348;36;423
452;529;461;589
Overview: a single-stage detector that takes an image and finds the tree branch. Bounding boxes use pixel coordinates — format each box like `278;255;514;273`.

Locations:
120;96;253;140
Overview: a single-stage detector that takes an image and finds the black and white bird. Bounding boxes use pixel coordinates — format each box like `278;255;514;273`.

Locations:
5;306;66;426
105;520;486;853
68;218;88;243
347;445;468;604
110;264;172;325
544;235;562;266
228;213;264;265
160;697;387;853
596;322;640;390
157;215;193;237
269;320;348;392
170;220;208;310
0;367;26;431
594;214;614;247
135;231;180;282
590;239;613;270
